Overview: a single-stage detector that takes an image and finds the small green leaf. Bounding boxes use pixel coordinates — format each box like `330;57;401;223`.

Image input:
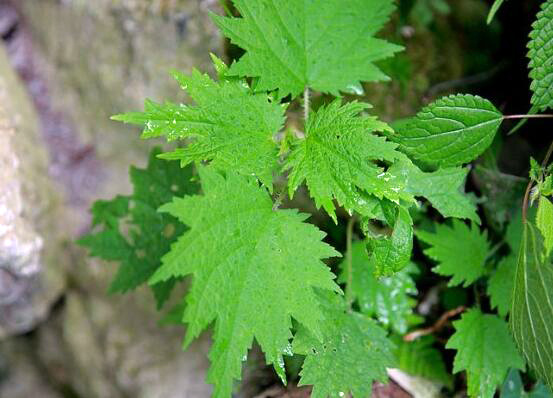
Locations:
537;196;553;256
78;148;199;308
487;254;517;317
487;0;506;24
447;309;525;398
293;294;395;398
150;167;340;398
511;221;553;388
212;0;403;98
368;205;414;277
284;100;412;221
338;242;417;333
390;159;479;223
416;220;490;287
389;94;503;167
528;0;553;111
395;336;453;388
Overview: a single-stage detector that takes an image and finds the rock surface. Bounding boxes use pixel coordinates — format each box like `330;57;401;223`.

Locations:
0;43;66;338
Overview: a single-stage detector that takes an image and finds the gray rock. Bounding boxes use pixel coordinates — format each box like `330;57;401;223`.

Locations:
0;43;66;338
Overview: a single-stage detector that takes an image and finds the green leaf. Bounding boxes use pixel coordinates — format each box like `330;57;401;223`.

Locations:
395;336;453;388
368;204;414;277
112;67;285;188
293;294;395;398
284;100;412;221
389;94;503;168
212;0;403;99
338;242;417;334
389;159;479;223
511;221;553;388
446;309;525;398
149;167;340;398
487;0;505;24
528;0;553;111
487;254;517;317
416;220;490;287
500;369;553;398
537;196;553;256
78;148;199;308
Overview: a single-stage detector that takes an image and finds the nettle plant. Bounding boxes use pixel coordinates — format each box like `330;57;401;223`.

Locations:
80;1;553;397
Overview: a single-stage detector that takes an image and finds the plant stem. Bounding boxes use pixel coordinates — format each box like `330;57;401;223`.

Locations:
345;216;355;311
503;114;553;120
303;87;310;123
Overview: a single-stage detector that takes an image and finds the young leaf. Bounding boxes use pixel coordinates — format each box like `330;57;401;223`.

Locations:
487;0;506;24
338;242;417;334
416;220;490;287
113;67;285;188
537;196;553;256
395;336;453;388
511;221;553;388
446;309;525;398
284;100;411;221
212;0;402;98
528;0;553;111
149;168;340;398
368;205;414;277
487;255;517;317
293;294;395;398
389;159;479;223
78;148;199;308
389;94;503;168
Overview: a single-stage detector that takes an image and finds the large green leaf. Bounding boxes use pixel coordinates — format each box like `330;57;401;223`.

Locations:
112;65;285;188
284;100;412;221
212;0;402;98
447;309;525;398
528;0;553;111
389;94;503;167
293;294;395;398
150;167;340;398
511;221;553;388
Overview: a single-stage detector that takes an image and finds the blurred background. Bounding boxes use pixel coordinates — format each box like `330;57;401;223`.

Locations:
0;0;548;397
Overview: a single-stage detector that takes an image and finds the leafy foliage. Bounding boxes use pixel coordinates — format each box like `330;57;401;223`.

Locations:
338;242;417;334
390;159;479;223
285;100;411;221
537;196;553;256
212;0;402;98
395;336;453;388
417;220;490;287
501;369;553;398
293;294;395;398
78;148;198;308
511;221;553;388
447;309;525;398
112;66;285;188
389;94;503;168
528;0;553;111
487;255;516;317
150;168;340;398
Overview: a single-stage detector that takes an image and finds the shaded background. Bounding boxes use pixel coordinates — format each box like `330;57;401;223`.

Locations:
0;0;548;397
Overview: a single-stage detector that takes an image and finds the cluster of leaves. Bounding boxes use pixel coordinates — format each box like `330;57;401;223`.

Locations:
80;0;553;397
